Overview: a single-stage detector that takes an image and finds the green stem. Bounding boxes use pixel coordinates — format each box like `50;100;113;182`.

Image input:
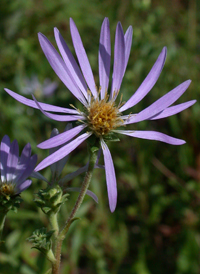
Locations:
51;240;62;274
0;211;7;243
51;146;98;274
46;249;56;265
49;212;59;238
59;147;98;239
49;212;60;274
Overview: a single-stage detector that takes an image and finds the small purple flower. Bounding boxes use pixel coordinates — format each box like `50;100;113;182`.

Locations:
20;75;58;98
0;135;37;197
5;18;196;211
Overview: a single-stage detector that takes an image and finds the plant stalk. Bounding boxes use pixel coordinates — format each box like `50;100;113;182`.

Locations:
49;212;59;238
0;211;7;244
51;146;98;274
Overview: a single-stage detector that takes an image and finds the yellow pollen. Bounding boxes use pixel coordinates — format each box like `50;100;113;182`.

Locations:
0;183;15;197
86;94;123;137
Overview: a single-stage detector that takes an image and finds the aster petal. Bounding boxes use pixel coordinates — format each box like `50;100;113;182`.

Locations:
49;128;62;176
49;126;73;176
99;17;111;99
54;28;88;98
15;154;37;184
59;156;104;186
124;26;133;75
0;135;11;183
110;22;125;99
7;140;19;182
32;95;85;122
70;18;97;98
31;171;49;183
38;124;87;149
120;47;167;112
5;88;78;114
101;140;117;212
125;80;191;124
15;179;32;194
115;130;185;145
43;81;58;96
53;157;67;178
49;130;58;176
35;132;92;172
14;143;32;180
96;148;102;166
66;187;98;203
150;100;196;120
19;143;31;165
38;32;87;105
59;165;88;186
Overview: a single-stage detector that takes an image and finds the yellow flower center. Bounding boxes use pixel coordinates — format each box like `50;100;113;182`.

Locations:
86;94;123;137
0;183;15;197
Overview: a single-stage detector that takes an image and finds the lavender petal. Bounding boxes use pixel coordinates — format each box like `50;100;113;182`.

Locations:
125;80;191;124
19;143;31;165
115;130;186;145
32;95;85;122
38;33;87;105
50;125;72;177
59;159;104;186
124;26;133;75
110;22;125;100
101;140;117;212
15;143;32;180
38;124;87;149
15;179;32;194
59;164;89;185
5;88;78;114
54;28;88;98
15;154;37;185
49;128;60;176
150;100;196;120
65;187;98;203
96;148;102;166
120;47;167;112
70;18;97;98
6;140;19;182
0;135;11;183
31;171;49;183
99;17;111;99
35;132;92;171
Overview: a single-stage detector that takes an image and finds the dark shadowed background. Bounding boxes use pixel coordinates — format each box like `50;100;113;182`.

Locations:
0;0;200;273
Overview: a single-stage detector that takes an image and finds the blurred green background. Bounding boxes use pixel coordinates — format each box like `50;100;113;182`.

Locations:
0;0;200;273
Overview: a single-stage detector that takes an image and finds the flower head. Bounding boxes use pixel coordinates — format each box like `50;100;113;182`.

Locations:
5;18;196;212
0;135;37;198
20;75;58;98
85;93;123;137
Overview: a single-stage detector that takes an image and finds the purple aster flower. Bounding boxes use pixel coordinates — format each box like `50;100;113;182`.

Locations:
20;75;58;98
5;18;196;212
0;135;37;197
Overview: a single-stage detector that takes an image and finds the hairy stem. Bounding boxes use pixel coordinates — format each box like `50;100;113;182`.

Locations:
51;146;98;274
59;147;98;239
49;212;59;238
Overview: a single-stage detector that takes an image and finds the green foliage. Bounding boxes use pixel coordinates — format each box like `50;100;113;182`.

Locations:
34;185;69;215
0;0;200;273
0;194;22;213
27;228;54;256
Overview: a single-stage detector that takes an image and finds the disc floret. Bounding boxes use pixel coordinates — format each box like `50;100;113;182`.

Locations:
85;93;123;137
0;182;15;198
